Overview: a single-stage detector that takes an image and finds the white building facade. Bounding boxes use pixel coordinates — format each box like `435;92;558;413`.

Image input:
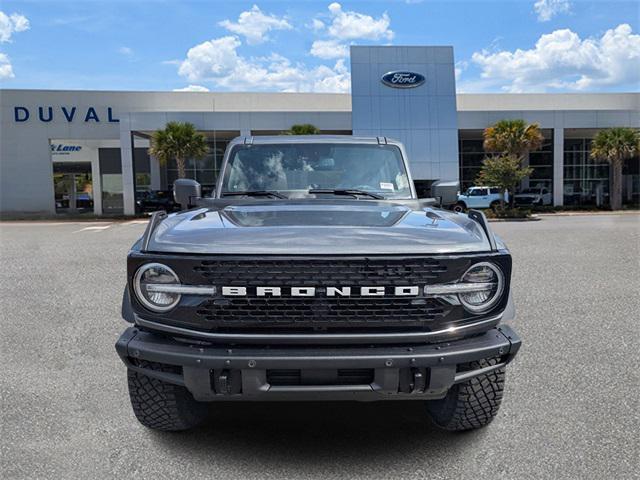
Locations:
1;46;638;216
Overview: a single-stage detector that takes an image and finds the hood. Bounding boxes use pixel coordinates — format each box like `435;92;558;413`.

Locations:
145;199;492;255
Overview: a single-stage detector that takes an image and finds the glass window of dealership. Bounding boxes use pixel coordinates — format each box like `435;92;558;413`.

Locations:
459;129;639;207
49;126;640;215
135;127;640;210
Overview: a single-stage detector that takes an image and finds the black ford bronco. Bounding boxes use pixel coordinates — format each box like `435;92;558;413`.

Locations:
116;136;521;431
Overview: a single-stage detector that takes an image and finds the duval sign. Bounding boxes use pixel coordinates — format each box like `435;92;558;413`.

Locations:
381;71;426;88
13;106;119;123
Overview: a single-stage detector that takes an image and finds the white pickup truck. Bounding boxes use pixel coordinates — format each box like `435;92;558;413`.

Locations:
514;187;552;206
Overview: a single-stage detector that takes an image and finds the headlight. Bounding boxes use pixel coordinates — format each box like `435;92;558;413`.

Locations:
133;263;181;312
457;262;504;313
425;262;504;314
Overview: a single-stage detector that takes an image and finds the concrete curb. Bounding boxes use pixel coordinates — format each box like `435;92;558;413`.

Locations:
0;215;150;223
487;217;541;222
534;211;639;217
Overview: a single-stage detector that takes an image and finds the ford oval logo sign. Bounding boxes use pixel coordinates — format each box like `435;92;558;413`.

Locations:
381;71;425;89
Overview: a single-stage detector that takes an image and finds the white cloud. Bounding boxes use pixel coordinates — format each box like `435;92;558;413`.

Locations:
177;5;391;92
310;39;349;59
0;12;28;79
178;36;243;81
309;3;393;59
173;85;210;92
309;18;325;32
471;24;640;92
325;3;393;41
0;11;30;43
309;59;351;93
178;35;350;92
118;46;133;56
533;0;571;22
454;60;468;81
219;5;291;45
0;52;14;79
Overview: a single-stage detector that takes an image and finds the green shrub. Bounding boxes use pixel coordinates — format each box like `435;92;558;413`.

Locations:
484;207;531;219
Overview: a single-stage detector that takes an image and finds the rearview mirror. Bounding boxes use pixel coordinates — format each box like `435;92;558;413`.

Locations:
173;179;201;210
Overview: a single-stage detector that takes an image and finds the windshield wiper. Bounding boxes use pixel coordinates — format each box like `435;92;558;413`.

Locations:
308;188;384;200
222;190;287;199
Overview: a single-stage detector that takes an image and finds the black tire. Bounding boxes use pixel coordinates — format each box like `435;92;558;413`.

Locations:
127;360;208;431
426;358;505;431
490;200;501;211
453;202;466;213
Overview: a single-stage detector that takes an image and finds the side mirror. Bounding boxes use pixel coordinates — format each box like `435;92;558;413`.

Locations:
173;178;201;210
430;180;460;207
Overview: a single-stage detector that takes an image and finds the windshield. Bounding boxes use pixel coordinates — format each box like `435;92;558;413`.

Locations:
520;188;539;194
221;143;411;199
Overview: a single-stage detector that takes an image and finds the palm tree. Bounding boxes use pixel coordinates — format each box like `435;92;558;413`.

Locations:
483;119;544;158
590;128;640;210
148;122;209;179
286;124;320;135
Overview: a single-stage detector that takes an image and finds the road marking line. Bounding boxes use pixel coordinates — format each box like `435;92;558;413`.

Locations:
73;225;112;233
1;222;108;226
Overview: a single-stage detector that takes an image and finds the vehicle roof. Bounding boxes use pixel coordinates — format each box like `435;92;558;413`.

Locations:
228;135;402;146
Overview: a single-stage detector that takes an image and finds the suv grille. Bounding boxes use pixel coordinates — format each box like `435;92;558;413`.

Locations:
196;296;448;327
128;254;511;336
193;257;448;287
190;257;453;329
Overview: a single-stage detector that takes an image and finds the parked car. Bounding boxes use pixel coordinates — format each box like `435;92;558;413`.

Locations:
455;186;506;212
116;136;521;432
515;187;552;206
136;190;178;213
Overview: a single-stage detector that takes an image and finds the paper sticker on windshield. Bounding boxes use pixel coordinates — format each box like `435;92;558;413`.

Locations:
380;182;395;191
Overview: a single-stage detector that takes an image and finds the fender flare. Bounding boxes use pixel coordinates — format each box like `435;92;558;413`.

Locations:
121;284;135;323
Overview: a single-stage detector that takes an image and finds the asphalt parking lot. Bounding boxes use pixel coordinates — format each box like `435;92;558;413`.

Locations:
1;214;638;480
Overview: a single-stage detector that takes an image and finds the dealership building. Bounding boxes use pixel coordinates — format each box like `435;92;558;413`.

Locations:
1;45;638;216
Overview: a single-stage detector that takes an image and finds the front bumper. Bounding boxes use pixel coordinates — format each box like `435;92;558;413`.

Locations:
116;325;521;402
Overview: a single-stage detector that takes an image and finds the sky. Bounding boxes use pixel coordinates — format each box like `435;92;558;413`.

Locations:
0;0;638;93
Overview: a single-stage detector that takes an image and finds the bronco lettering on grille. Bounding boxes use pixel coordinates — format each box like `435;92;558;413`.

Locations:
220;286;421;297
